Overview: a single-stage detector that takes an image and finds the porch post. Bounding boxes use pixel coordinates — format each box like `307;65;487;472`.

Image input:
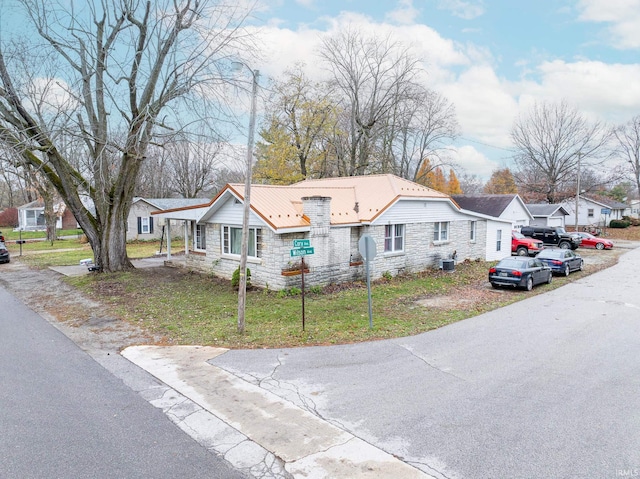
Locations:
166;219;172;260
184;221;190;255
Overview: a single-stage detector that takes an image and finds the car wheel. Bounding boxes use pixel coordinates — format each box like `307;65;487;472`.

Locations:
547;273;553;284
516;247;528;256
564;264;570;276
559;241;570;249
595;242;604;250
579;260;584;271
525;277;533;291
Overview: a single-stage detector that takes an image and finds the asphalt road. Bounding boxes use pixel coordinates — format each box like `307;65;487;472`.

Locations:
210;247;640;479
0;286;247;479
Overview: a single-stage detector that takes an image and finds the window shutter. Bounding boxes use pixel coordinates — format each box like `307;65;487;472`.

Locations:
149;217;154;234
137;217;142;234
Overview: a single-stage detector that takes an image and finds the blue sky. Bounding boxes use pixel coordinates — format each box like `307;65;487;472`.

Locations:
243;0;640;178
2;0;639;180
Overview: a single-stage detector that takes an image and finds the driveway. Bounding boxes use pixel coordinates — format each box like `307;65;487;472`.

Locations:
204;246;640;479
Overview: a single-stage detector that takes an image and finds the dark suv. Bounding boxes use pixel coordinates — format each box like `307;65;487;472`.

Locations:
520;226;581;250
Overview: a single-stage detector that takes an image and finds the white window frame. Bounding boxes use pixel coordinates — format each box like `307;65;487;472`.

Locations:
470;221;477;242
588;208;594;218
140;217;151;234
434;222;449;242
223;225;261;258
496;229;502;251
384;224;404;253
195;224;206;251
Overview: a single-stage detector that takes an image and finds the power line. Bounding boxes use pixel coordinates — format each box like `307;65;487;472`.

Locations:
459;136;517;152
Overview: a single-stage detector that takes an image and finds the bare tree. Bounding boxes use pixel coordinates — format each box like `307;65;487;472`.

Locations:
511;100;612;203
137;144;175;198
0;0;256;271
319;28;421;176
385;86;459;181
170;138;223;198
614;115;640;198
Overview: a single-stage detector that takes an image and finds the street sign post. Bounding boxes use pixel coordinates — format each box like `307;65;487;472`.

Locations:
358;234;376;329
290;241;314;331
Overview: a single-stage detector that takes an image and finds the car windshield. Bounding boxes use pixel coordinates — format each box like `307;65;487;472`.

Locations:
513;232;525;239
556;227;567;234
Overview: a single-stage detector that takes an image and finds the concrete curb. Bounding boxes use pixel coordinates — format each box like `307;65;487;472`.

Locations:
122;345;433;479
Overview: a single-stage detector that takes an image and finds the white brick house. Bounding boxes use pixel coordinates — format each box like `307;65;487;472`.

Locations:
153;175;512;290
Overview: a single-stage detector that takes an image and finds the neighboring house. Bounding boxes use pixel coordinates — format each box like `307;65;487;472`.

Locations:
627;199;640;219
17;200;77;231
153;175;513;290
128;197;208;241
451;194;533;230
525;204;569;228
560;195;627;228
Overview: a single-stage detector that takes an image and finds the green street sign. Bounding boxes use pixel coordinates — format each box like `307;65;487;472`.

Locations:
293;239;310;248
290;247;314;257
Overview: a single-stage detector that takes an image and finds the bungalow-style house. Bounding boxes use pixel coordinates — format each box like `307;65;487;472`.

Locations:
560;195;627;228
128;197;208;241
525;204;569;228
153;174;513;290
17;199;77;231
451;194;533;230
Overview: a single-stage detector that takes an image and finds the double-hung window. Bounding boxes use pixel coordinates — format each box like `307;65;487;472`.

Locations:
470;221;477;242
384;224;404;253
434;222;449;242
496;229;502;251
223;226;262;258
138;217;153;234
195;224;206;250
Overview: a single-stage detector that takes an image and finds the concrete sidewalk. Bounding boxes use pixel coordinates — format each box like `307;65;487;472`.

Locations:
50;256;184;277
122;345;433;479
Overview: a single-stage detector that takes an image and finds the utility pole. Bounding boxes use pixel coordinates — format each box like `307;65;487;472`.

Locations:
233;63;259;334
574;152;582;232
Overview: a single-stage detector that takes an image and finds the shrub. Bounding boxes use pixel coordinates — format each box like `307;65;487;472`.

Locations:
609;219;631;229
623;216;640;226
231;266;251;290
0;207;18;227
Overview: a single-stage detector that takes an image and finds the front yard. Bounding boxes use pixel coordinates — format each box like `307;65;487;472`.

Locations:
1;227;631;349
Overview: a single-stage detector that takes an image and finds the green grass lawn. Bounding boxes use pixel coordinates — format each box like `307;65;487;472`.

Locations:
65;259;548;349
5;235;184;268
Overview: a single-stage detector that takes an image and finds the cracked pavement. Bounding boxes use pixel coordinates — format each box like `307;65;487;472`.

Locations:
4;244;640;478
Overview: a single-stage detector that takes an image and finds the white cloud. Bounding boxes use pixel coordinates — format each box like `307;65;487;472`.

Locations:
577;0;640;49
254;11;472;83
385;0;420;25
450;145;501;179
437;0;485;20
27;77;77;114
516;60;640;124
440;66;518;148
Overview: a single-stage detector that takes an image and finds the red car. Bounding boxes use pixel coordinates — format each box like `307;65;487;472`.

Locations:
512;231;544;256
574;232;613;250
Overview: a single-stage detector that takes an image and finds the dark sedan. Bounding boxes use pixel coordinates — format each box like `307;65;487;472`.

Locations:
0;241;9;264
536;248;583;276
489;257;552;291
